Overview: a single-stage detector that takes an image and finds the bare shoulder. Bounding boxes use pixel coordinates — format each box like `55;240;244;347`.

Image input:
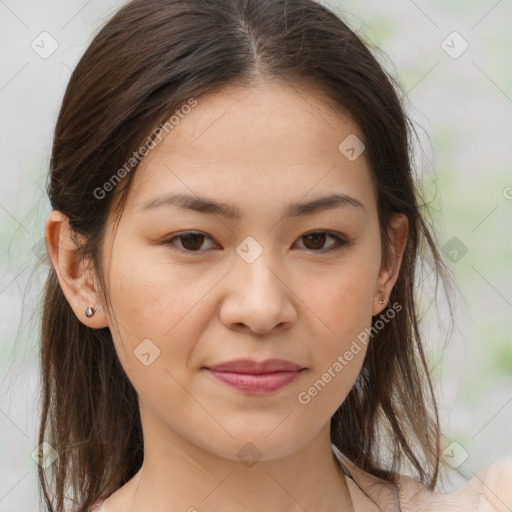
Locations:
398;455;512;512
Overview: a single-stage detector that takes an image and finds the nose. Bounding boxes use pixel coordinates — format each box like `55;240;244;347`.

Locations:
219;254;298;336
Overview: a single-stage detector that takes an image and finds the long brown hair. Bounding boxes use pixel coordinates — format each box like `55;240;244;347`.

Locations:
40;0;456;510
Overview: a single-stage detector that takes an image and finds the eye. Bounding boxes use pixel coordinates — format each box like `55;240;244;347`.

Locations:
163;231;218;252
294;231;348;253
162;230;349;254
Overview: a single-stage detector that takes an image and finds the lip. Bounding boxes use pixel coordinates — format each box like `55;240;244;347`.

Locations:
207;358;304;374
204;358;306;395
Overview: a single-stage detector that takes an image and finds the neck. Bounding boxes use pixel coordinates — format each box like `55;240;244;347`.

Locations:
104;420;353;512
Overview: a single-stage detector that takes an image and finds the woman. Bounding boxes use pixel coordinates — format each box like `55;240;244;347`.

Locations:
40;0;512;510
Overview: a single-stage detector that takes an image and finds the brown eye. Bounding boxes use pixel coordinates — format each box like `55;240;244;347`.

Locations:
296;231;347;252
162;230;348;255
163;232;217;252
302;232;327;250
179;233;206;251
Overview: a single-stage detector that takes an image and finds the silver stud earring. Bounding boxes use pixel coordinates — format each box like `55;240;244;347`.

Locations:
379;299;384;304
85;306;95;318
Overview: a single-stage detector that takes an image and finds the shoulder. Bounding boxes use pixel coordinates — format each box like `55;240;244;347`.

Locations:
398;455;512;512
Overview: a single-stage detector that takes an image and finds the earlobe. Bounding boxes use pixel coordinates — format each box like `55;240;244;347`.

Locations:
44;210;108;329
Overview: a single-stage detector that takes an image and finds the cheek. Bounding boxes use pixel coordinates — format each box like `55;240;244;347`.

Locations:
108;250;191;328
297;264;376;401
303;264;376;338
106;253;216;371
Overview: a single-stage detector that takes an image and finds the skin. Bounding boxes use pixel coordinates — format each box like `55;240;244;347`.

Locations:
45;79;408;512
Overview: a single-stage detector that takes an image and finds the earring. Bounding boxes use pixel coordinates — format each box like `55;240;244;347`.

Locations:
379;299;384;304
85;306;95;318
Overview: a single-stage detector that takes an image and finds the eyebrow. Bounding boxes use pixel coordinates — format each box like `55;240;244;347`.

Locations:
139;192;366;220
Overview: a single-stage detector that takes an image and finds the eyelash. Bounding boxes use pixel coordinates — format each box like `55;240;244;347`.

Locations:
161;230;350;255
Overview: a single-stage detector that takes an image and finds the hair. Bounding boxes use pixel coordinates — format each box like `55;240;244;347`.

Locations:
39;0;457;510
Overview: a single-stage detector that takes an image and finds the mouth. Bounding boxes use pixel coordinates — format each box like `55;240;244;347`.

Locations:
203;358;307;395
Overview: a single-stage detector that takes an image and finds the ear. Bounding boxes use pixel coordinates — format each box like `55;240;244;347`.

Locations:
44;210;108;328
372;213;409;316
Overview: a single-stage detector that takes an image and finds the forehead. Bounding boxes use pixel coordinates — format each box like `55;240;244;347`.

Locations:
124;80;376;218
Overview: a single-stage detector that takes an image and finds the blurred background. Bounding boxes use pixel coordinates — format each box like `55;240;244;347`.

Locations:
0;0;510;510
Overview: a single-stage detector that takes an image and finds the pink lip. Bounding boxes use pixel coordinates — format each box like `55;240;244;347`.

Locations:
207;358;304;373
204;358;306;395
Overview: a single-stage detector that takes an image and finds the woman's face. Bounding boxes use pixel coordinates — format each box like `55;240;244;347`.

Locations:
97;80;407;462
